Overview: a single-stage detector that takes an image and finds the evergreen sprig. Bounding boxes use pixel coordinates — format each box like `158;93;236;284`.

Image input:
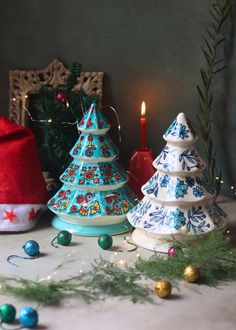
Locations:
33;63;99;181
1;231;236;305
136;231;236;285
197;0;231;194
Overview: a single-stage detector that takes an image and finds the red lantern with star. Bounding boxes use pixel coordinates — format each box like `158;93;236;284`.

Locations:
0;116;48;232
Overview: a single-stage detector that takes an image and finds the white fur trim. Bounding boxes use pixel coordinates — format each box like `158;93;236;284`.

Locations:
0;204;46;232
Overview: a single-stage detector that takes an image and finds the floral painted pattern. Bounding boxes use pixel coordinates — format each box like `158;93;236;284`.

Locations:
128;201;227;234
166;208;186;230
77;103;110;131
70;133;118;160
129;201;152;225
164;116;196;141
48;186;135;218
172;123;189;139
179;149;200;171
168;178;188;199
193;186;204;198
154;146;176;172
143;174;159;197
164;119;177;137
149;205;168;226
143;173;213;200
160;175;170;187
186;206;209;233
61;161;127;187
155;145;204;173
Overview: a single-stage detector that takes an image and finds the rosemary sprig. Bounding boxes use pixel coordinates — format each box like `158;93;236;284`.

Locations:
197;0;231;195
1;232;236;305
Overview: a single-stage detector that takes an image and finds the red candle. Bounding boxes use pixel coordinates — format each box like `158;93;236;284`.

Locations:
140;101;146;149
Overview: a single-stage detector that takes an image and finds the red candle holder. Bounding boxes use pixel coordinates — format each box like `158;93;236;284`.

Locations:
127;148;156;199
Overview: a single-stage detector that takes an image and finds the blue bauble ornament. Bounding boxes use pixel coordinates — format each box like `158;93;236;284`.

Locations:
19;306;38;329
23;240;40;257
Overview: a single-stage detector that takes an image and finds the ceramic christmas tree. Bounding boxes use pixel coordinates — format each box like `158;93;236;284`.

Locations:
48;102;136;236
127;113;228;251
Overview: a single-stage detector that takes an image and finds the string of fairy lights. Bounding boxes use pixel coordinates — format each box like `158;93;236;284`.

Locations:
36;236;141;284
11;95;236;198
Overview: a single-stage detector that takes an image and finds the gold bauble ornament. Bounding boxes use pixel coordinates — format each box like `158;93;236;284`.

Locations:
183;265;200;283
154;280;172;298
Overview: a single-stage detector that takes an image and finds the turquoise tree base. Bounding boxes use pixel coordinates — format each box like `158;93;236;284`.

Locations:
51;216;132;236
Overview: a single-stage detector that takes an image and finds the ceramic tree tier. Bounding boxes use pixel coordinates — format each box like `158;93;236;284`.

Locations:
127;113;228;252
48;102;137;236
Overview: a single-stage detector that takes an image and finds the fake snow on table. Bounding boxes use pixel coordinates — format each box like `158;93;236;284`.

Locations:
48;102;137;236
127;112;228;251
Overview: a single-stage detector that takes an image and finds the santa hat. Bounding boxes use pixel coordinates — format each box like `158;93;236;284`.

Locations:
0;116;48;231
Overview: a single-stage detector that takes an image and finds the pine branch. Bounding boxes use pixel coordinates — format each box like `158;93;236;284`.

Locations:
1;232;236;305
32;62;100;179
196;0;231;195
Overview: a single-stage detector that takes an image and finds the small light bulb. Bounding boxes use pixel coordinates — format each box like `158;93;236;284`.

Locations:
79;269;83;274
231;186;234;190
48;119;52;123
25;94;28;99
114;252;118;256
12;97;16;101
117;259;127;268
216;177;219;180
220;180;224;184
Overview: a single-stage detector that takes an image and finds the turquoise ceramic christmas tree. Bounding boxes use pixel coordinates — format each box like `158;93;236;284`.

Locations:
127;113;228;251
48;102;136;236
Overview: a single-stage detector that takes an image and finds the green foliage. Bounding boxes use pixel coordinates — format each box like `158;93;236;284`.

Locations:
87;260;153;303
33;62;99;180
196;0;231;195
136;231;236;285
0;276;96;305
1;231;236;305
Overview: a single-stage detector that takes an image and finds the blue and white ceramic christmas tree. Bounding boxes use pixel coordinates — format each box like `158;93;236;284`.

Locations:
48;102;136;236
127;113;228;251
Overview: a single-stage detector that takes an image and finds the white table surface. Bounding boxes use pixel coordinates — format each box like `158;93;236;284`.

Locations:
1;198;236;330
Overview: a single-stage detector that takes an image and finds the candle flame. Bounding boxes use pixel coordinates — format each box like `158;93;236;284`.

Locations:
141;101;146;117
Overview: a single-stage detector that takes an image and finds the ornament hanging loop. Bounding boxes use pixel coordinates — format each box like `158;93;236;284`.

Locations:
7;255;39;268
51;237;58;248
7;240;40;267
51;231;72;248
122;237;138;252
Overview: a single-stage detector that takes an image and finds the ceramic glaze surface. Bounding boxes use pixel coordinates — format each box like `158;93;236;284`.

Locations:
128;196;227;235
127;112;228;248
142;172;215;202
153;144;205;173
48;185;135;219
48;102;136;235
60;160;128;190
163;113;198;144
77;103;110;134
70;132;118;161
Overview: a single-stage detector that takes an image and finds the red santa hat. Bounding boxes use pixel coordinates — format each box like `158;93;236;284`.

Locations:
0;116;48;231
